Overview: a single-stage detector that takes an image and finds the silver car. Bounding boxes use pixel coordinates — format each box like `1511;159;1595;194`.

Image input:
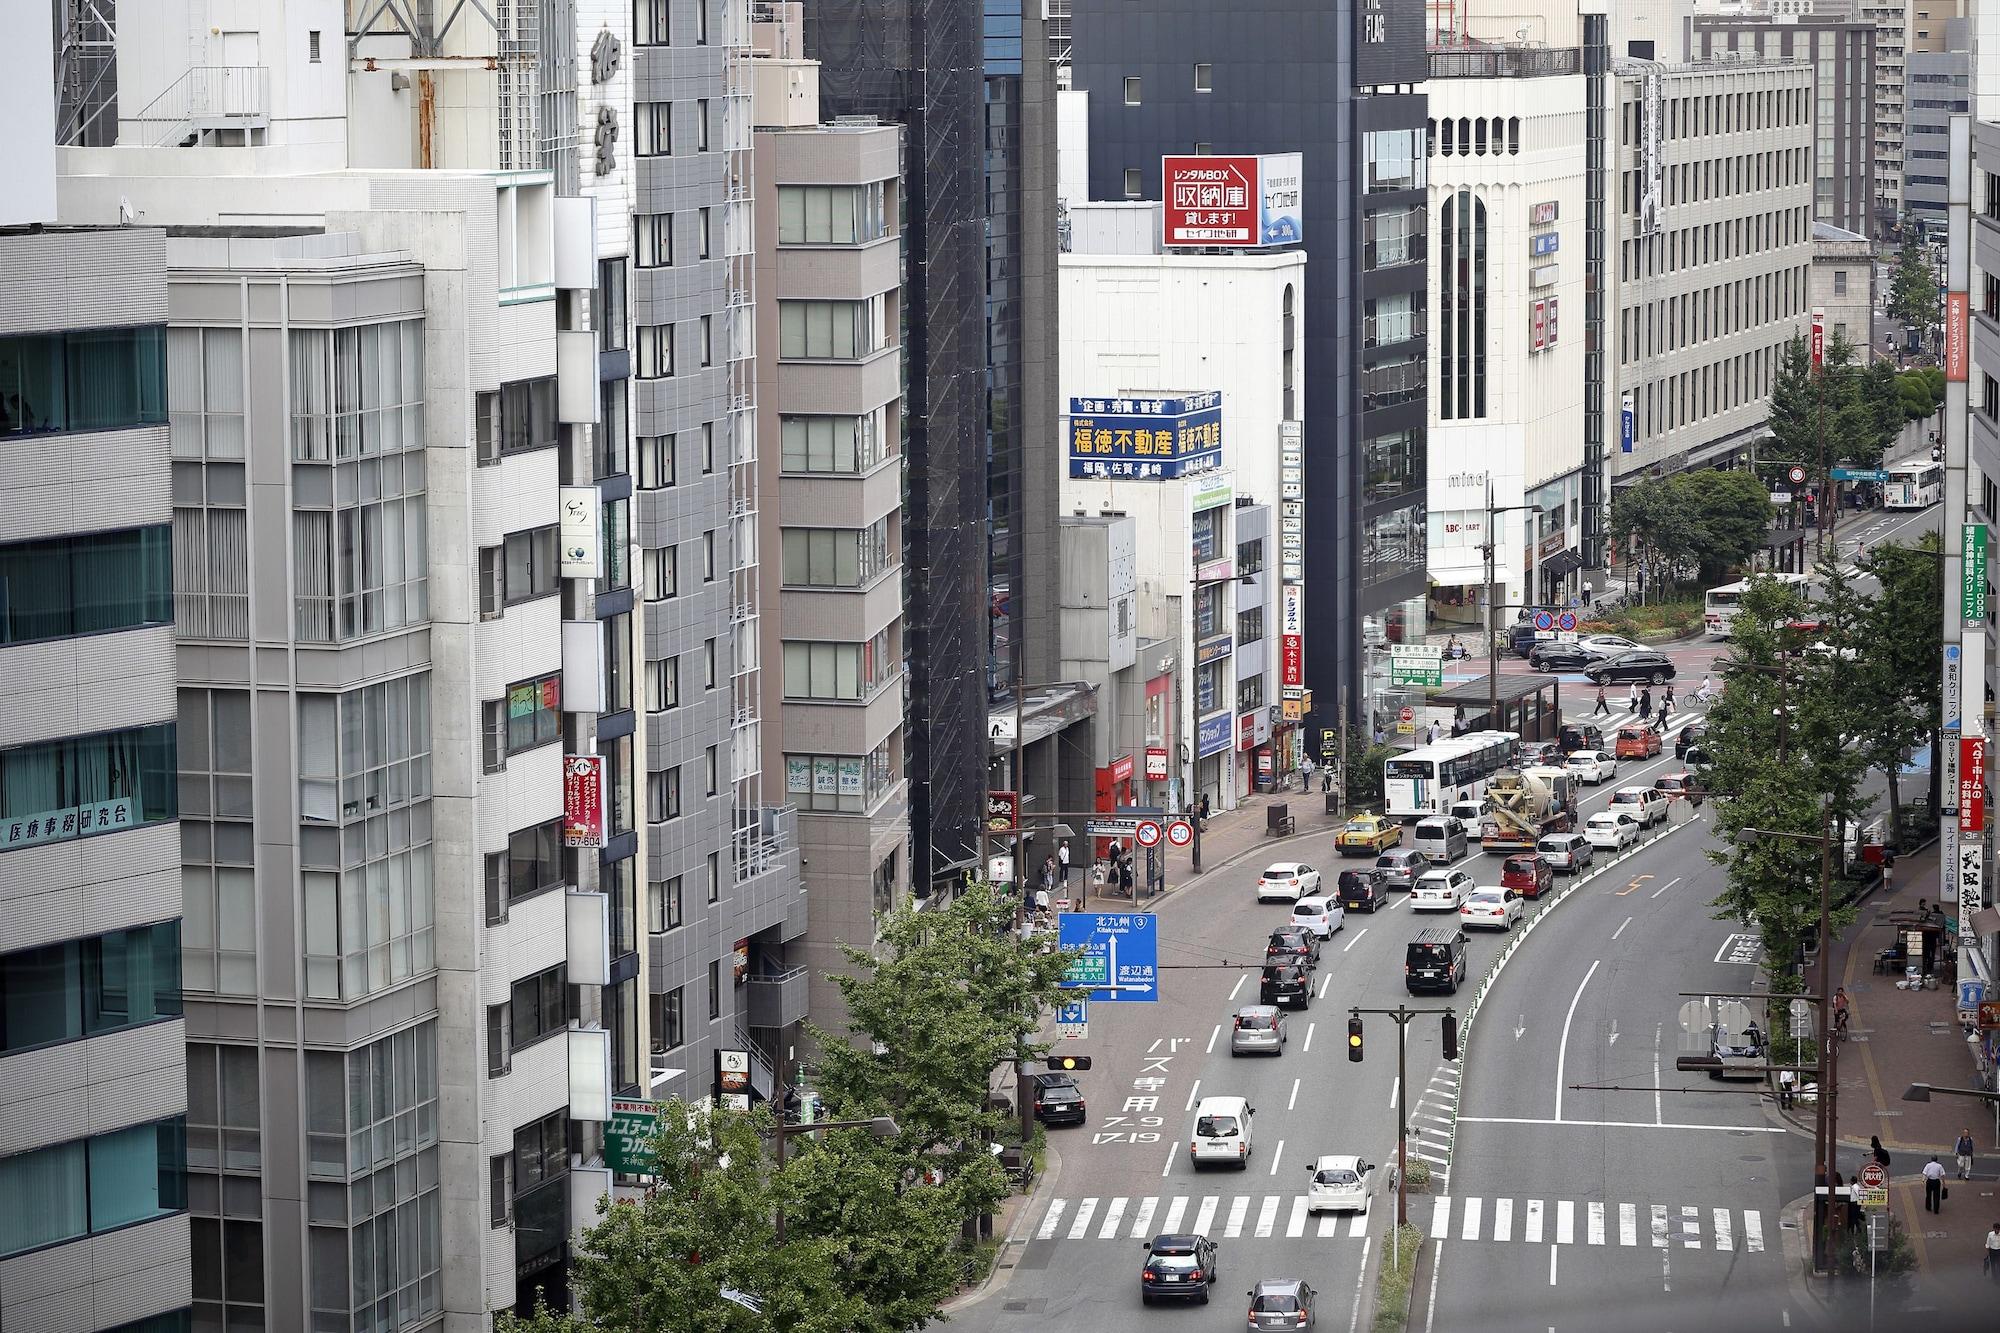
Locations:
1230;1005;1287;1056
1374;847;1426;891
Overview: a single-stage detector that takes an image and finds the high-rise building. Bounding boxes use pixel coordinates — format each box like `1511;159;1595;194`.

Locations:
1906;38;1974;231
1067;0;1431;731
1863;0;1909;229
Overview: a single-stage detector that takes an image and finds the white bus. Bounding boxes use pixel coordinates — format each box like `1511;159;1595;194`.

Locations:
1382;730;1521;820
1882;461;1943;510
1703;571;1818;638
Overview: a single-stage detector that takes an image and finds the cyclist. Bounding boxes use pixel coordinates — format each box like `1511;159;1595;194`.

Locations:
1833;986;1851;1039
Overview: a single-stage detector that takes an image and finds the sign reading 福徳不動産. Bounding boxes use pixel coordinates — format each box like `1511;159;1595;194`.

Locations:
1068;392;1222;480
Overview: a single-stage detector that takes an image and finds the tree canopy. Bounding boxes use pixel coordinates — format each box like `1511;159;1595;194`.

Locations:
1608;467;1773;590
1761;331;1903;472
1888;230;1939;331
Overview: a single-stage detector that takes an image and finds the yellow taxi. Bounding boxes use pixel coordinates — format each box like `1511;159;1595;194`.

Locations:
1335;814;1403;857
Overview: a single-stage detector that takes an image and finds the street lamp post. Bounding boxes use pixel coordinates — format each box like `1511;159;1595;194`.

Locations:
1480;479;1541;727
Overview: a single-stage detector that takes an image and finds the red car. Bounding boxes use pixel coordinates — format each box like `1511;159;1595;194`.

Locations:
1499;853;1554;900
1614;725;1661;759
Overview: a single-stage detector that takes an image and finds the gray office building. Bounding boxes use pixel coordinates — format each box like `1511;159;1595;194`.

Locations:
1904;42;1972;229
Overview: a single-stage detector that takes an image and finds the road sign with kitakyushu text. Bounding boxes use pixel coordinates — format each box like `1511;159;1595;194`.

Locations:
1057;912;1158;1002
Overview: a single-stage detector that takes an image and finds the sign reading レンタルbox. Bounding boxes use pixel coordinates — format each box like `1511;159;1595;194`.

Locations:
1161;153;1304;248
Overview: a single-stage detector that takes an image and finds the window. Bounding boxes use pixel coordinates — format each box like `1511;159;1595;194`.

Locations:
701;314;714;367
777;183;890;244
597;381;629;480
483;526;559;613
646;656;680;712
292;484;428;642
780;411;888;472
499;672;561;755
0;1118;187;1259
704;637;718;688
780;520;893;586
167;328;245;459
1192;584;1222;637
651;985;685;1052
635;103;671;156
172;499;249;640
638;433;676;489
699;207;713;259
1124;168;1143;199
1361;502;1426;584
1833;269;1848;294
1237;540;1264;576
1;721;176;854
289;322;425;462
783;742;897;813
778;299;884;359
648;875;683;933
1194;62;1212;91
1124;76;1142;104
708;959;721;1019
1190;507;1223;563
474;376;557;463
310;29;322;60
185;1041;260;1186
782;630;896;700
299;1015;433;1182
697;99;710;151
296;674;432;825
485;819;563;923
1364;291;1420;347
509;965;568;1051
1237;606;1264;645
1438;190;1488;420
1237;674;1265;714
704;745;719;797
0;524;172;646
644;545;678;600
1363;128;1425;192
1362;429;1420;503
702;421;715;472
0;921;182;1056
605;611;633;712
635;213;673;268
636;323;675;378
1363;205;1424;271
635;0;671;43
648;767;682;822
486;1004;510;1076
300;839;434;1002
0;325;167;438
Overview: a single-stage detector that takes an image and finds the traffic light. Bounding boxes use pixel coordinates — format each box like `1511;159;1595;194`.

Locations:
1047;1055;1092;1071
1347;1015;1364;1063
1442;1013;1460;1062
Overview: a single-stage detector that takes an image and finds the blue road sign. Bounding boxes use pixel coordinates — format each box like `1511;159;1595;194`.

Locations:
1830;467;1888;483
1057;912;1159;1002
1056;1000;1088;1026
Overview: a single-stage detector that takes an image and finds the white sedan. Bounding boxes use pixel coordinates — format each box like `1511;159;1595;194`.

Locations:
1257;862;1323;903
1459;888;1524;931
1289;896;1347;938
1410;868;1475;912
1582;810;1640;852
1565;749;1618;785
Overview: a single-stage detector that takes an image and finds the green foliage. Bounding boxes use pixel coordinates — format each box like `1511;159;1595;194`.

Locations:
1888;231;1939;331
1854;533;1946;839
1372;1224;1427;1333
1343;726;1400;804
1761;332;1904;473
1608;469;1774;590
1897;369;1939;421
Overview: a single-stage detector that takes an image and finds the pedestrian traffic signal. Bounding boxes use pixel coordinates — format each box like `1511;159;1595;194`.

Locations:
1047;1055;1092;1071
1347;1015;1364;1063
1442;1013;1459;1062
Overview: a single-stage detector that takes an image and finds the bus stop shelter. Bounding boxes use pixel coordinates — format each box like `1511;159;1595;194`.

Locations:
1435;674;1563;742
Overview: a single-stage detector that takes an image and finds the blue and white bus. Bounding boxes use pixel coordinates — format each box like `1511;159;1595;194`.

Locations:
1382;730;1520;820
1882;461;1943;510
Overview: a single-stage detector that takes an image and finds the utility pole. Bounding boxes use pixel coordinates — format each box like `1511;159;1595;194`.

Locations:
1811;306;1830;563
1940;113;1982;950
1349;1004;1457;1228
1485;476;1500;725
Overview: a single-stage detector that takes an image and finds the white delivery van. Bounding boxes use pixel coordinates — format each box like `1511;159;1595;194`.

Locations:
1188;1095;1255;1170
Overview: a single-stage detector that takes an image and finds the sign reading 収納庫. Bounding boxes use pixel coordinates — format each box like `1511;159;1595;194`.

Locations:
1068;391;1223;480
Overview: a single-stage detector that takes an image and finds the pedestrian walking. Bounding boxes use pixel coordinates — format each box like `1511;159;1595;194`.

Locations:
1033;884;1051;917
1299;755;1315;793
1057;839;1071;888
1777;1067;1797;1110
1959;1130;1977;1180
1925;1155;1947;1212
1117;854;1135;899
1658;696;1673;727
1663;684;1676;712
1871;1136;1893;1170
1594;686;1611;717
1639;687;1653;722
1987;1222;2000;1280
1040;854;1057;895
1322;765;1336;794
1627;682;1640;714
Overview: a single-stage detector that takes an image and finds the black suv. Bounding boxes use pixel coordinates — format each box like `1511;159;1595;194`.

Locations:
1140;1233;1218;1305
1405;929;1468;995
1031;1072;1086;1126
1261;962;1313;1008
1265;926;1320;968
1336;868;1386;913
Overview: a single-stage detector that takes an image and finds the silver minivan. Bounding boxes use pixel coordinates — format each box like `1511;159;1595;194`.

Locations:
1230;1005;1287;1056
1413;815;1469;863
1374;847;1426;891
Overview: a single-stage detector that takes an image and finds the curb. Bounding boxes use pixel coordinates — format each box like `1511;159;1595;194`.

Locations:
942;1141;1067;1314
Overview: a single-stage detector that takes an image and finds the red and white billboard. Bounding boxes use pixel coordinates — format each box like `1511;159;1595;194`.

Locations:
1280;583;1304;687
563;755;605;848
1163;155;1259;246
1545;296;1559;348
1810;307;1824;368
1962;736;1987;833
1530;299;1548;353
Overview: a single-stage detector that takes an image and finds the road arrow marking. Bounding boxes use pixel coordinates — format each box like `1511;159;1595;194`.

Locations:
1608;1019;1620;1046
1515;1014;1527;1041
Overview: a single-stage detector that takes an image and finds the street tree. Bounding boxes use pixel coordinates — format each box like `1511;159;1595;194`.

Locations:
805;885;1077;1223
1853;534;1946;841
1888;229;1939;331
1608;470;1772;591
1607;472;1701;595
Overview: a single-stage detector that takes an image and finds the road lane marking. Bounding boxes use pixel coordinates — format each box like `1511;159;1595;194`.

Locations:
1616;874;1651;897
1652;875;1681;899
1389;1077;1400;1109
1344;927;1370;952
1207;1024;1222;1054
1556;1200;1575;1245
1319;970;1333;998
1224;1196;1250;1238
1320;1207;1342;1238
1492;1197;1513;1242
1429;1196;1451;1239
1460;1197;1482;1241
1549;1244;1558;1285
1348;1236;1372;1333
1681;1205;1700;1248
1303;1022;1316;1052
1098;1197;1127;1239
1553;959;1602;1122
1289;1078;1301;1110
1255;1195;1281;1237
1744;1211;1765;1252
1194;1195;1220;1236
1427;1239;1444;1333
1612;915;1633;940
1186;1080;1202;1111
1654;1026;1664;1126
1588;1202;1605;1245
1068;1198;1098;1240
1037;1199;1066;1240
1712;1208;1732;1251
1350;1202;1371;1237
1162;1196;1188;1231
1129;1197;1157;1237
1524;1198;1544;1243
1230;974;1248;1002
1162;1143;1176;1178
1620;1203;1637;1245
1650;1204;1668;1247
1268;1140;1286;1176
1287;1196;1309;1237
1456;1115;1784;1133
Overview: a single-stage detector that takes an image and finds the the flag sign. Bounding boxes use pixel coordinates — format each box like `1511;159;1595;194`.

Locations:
1963;737;1988;834
1964;524;1988;626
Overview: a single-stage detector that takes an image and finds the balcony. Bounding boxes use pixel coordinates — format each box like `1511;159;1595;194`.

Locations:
744;966;810;1028
1428;46;1581;79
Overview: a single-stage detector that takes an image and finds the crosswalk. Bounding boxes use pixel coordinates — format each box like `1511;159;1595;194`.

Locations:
1030;1192;1767;1254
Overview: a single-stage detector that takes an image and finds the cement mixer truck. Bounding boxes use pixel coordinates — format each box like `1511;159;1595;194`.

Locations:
1478;766;1573;854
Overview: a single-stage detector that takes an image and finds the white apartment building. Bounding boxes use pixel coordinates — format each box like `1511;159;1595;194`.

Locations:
1863;0;1908;226
1608;58;1816;484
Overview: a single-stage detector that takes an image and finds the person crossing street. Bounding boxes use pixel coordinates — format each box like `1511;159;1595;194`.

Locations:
1924;1155;1947;1213
1959;1129;1978;1181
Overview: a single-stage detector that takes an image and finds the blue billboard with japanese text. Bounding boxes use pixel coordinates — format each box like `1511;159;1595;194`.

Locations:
1068;391;1223;480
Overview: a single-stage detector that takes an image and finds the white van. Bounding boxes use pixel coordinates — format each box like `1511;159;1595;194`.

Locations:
1413;815;1469;863
1305;1154;1388;1214
1188;1095;1255;1170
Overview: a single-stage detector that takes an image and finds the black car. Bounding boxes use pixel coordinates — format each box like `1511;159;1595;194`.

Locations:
1265;926;1320;968
1031;1072;1086;1126
1507;622;1541;658
1583;650;1677;686
1336;868;1386;913
1141;1233;1218;1305
1528;640;1608;673
1260;962;1313;1008
1405;929;1468;996
1516;739;1565;768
